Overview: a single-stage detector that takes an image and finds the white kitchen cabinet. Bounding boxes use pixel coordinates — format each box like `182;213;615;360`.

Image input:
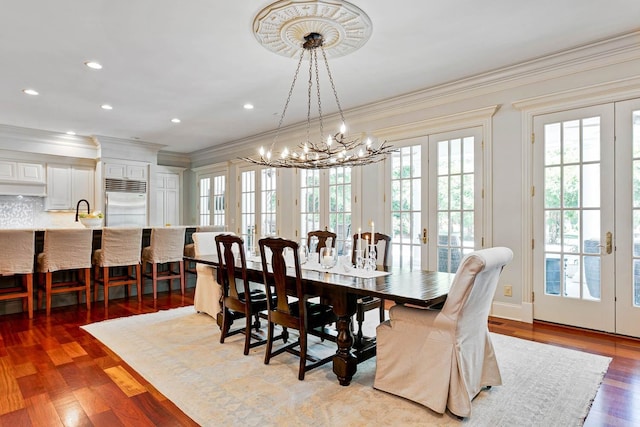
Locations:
45;164;95;210
0;160;44;183
104;162;147;180
156;172;180;225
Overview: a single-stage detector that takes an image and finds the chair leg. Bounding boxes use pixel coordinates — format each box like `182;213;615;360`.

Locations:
298;329;307;381
93;265;99;302
179;260;185;296
25;274;33;319
84;268;91;311
152;263;159;300
243;309;252;355
264;320;275;365
220;308;230;344
135;264;142;302
379;299;385;322
45;272;53;316
103;267;110;308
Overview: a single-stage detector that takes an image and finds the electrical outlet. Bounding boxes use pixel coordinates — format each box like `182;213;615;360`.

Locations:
504;285;512;297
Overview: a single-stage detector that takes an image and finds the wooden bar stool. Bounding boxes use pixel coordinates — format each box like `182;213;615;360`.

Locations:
0;229;35;318
37;228;93;316
93;227;143;307
142;227;186;299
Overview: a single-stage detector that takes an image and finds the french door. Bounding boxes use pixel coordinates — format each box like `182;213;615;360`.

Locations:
533;99;640;337
388;127;483;270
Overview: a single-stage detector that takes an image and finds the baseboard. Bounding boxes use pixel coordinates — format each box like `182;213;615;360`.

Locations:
491;301;534;323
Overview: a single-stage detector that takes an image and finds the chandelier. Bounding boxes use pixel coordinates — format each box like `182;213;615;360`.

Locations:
243;1;395;169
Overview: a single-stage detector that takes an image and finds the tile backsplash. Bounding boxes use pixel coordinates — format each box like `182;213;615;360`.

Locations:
0;196;79;228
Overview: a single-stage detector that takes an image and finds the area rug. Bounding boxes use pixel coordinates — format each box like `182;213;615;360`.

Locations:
81;307;611;426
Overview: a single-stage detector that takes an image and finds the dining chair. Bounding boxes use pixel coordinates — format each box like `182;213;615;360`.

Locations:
373;247;513;418
0;229;35;318
192;231;230;317
142;227;186;299
351;231;391;348
307;228;336;253
185;225;226;275
93;227;143;308
37;228;93;316
216;234;270;355
258;237;337;380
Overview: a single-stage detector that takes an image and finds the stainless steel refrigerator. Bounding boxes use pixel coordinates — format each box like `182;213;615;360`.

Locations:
105;179;147;227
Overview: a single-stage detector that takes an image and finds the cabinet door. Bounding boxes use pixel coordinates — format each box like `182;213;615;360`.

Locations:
126;165;147;180
0;161;17;180
72;167;95;209
105;163;126;179
46;165;72;210
18;163;44;182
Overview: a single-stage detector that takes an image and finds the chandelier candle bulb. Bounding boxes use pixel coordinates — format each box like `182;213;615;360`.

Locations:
358;227;362;251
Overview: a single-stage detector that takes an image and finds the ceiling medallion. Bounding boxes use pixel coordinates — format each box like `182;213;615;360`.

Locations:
245;1;394;169
253;0;372;59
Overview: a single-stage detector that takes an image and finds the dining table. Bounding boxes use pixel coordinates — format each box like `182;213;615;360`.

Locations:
185;253;454;386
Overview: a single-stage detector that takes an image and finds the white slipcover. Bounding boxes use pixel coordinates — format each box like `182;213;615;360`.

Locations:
0;229;35;275
374;247;514;418
192;231;232;317
37;228;93;272
142;226;186;264
93;227;143;267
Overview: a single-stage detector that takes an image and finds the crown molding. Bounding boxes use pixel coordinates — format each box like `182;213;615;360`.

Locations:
0;124;97;159
188;31;640;167
93;135;166;163
158;151;192;168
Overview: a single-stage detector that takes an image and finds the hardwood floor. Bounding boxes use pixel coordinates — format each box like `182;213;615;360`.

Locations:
1;292;639;426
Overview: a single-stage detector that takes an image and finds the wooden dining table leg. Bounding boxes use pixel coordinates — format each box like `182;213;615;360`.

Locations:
330;291;358;386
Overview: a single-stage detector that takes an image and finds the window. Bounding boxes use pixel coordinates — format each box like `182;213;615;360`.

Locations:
198;177;210;226
212;175;225;227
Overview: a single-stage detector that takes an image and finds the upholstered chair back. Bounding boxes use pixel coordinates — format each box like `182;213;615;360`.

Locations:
94;227;143;267
0;229;35;275
37;228;92;272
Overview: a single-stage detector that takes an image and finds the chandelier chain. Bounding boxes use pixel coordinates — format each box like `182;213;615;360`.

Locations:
275;48;306;148
314;49;324;148
320;46;346;127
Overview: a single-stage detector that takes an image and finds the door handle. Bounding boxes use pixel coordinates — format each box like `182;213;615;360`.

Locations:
422;228;428;244
606;231;612;254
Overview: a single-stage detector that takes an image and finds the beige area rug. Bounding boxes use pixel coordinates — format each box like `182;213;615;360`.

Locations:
82;307;611;426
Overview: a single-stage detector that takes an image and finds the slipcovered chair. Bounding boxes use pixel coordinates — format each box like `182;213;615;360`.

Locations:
374;247;513;418
352;231;391;348
192;231;231;317
142;227;186;299
0;229;35;318
37;228;93;316
185;225;226;275
93;227;143;307
259;237;337;380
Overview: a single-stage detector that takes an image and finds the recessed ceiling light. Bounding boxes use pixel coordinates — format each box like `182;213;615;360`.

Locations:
171;118;181;123
101;104;113;110
243;103;254;110
84;61;103;70
23;89;39;96
66;131;76;135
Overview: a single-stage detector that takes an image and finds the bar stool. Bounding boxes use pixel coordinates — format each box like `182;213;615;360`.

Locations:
93;227;143;308
142;227;186;299
37;228;93;316
0;229;35;318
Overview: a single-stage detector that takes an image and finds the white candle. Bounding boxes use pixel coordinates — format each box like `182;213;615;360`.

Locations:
371;220;375;241
358;227;362;251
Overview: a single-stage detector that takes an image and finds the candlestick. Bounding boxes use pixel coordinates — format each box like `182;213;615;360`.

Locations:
371;220;374;240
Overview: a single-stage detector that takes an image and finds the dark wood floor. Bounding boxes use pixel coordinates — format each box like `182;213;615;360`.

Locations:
1;291;639;426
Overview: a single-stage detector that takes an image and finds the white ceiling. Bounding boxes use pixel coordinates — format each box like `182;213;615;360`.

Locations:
1;1;639;155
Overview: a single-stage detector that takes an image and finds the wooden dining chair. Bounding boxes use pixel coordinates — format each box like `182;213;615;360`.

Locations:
258;237;337;380
215;234;270;355
352;231;391;348
0;229;35;318
307;228;336;253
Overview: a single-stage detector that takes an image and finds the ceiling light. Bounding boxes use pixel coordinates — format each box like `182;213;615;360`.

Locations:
101;104;113;110
23;89;39;96
243;103;254;110
84;61;103;70
66;131;76;135
171;118;181;123
243;1;393;169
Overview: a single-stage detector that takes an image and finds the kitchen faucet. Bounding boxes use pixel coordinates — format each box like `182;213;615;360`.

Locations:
75;199;90;222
